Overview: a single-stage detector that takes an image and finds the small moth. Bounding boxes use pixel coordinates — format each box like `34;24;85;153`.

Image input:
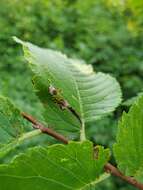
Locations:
48;85;81;123
48;85;69;110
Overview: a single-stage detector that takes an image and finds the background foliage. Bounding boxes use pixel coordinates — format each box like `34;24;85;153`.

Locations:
0;0;143;189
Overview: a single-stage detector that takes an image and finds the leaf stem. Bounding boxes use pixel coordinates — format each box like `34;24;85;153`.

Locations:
80;121;86;141
0;130;41;158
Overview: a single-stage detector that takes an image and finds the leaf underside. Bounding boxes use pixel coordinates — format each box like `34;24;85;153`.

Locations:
15;37;122;138
0;141;110;190
113;95;143;182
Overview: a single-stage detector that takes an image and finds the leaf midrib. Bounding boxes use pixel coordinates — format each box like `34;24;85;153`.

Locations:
0;130;41;159
68;64;86;140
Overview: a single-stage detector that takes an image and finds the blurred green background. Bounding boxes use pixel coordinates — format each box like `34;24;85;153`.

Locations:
0;0;143;189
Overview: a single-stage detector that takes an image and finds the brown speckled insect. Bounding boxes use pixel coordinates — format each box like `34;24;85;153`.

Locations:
48;85;81;123
48;85;69;110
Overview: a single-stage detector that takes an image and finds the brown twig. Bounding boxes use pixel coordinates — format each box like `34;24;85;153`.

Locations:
22;112;143;190
104;163;143;190
22;112;68;144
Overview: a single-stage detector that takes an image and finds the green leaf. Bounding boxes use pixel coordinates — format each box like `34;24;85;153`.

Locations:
0;96;24;143
15;37;122;139
0;96;41;159
0;141;110;190
113;95;143;182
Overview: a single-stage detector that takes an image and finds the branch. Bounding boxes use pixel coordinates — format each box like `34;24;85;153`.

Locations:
22;112;143;190
22;112;68;144
104;163;143;190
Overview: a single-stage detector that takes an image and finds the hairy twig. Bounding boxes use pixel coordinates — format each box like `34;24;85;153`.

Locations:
22;112;68;144
22;112;143;190
104;163;143;190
